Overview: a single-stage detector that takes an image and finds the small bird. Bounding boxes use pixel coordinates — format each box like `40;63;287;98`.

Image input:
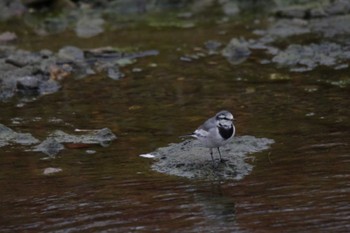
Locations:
186;110;235;166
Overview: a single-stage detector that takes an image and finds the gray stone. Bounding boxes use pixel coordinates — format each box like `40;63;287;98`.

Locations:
58;46;85;61
43;167;63;175
272;42;350;72
204;40;222;55
49;128;117;147
38;79;61;95
33;138;64;157
221;38;251;65
148;135;274;180
30;128;117;157
0;123;40;147
0;0;26;21
16;76;39;91
75;16;105;38
107;66;124;80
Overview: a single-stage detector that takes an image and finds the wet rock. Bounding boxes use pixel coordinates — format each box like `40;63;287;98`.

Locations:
107;66;124;80
0;0;26;21
6;49;42;67
310;15;350;38
0;32;17;43
85;48;158;79
273;1;336;19
32;16;69;36
132;67;142;73
106;0;154;15
31;128;116;157
58;46;84;61
274;0;350;19
147;135;274;180
0;45;158;102
272;42;350;72
275;6;309;19
39;49;53;58
324;0;350;16
75;16;105;38
264;19;310;38
38;79;61;95
221;1;240;16
49;128;117;147
115;58;136;67
43;167;63;175
86;150;96;154
33;138;65;157
221;38;251;65
204;40;222;55
0;46;62;100
269;73;291;81
16;76;40;93
179;56;193;62
179;51;207;62
0;123;40;147
264;9;350;41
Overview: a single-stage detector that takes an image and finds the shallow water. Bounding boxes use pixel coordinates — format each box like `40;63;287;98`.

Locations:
1;13;350;233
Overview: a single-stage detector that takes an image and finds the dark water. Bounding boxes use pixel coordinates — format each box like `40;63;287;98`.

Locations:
1;18;350;233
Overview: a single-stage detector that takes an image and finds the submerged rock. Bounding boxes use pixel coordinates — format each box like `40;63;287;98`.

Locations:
50;128;117;147
272;42;350;72
58;46;85;61
107;66;124;80
221;38;251;65
0;32;17;43
33;138;64;157
16;76;40;93
0;0;26;21
204;40;222;55
0;46;62;101
0;123;40;147
275;0;350;19
32;128;117;157
146;135;274;180
75;16;105;38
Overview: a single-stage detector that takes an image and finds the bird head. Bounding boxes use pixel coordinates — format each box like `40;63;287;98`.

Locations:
215;110;234;129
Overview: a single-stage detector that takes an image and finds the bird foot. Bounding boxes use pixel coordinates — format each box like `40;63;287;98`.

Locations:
219;158;227;163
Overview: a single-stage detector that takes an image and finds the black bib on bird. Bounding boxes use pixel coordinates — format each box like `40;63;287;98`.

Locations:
218;126;233;140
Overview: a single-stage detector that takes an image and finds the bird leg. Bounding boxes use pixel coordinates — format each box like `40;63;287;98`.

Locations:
210;148;215;166
217;147;223;162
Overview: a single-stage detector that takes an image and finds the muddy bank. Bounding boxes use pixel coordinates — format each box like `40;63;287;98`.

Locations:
143;136;274;180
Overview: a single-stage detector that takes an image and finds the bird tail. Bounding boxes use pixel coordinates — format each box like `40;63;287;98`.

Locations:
179;133;195;139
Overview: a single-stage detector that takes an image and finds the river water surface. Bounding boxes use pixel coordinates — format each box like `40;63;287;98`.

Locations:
1;12;350;233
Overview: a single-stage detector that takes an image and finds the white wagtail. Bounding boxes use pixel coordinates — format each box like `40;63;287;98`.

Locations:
185;110;235;165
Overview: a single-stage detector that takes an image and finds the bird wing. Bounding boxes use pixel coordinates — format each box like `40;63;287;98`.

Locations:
192;116;216;138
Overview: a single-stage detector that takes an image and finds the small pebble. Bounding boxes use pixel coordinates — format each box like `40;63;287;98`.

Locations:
43;167;62;175
86;150;96;154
